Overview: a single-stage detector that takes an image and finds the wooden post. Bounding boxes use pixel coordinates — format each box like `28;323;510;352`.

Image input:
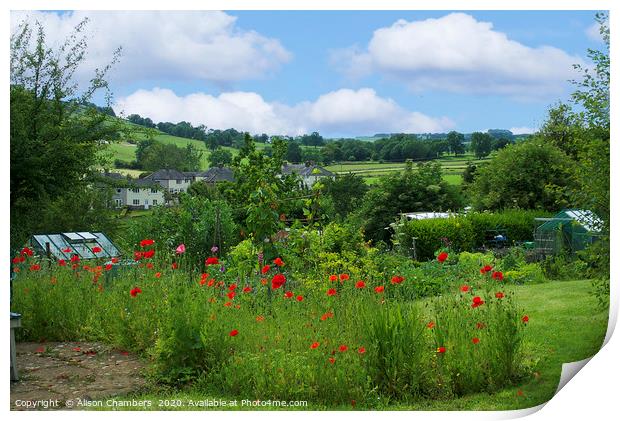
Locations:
10;313;22;381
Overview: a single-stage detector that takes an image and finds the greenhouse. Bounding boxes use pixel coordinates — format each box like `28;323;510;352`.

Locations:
534;209;603;257
28;231;121;261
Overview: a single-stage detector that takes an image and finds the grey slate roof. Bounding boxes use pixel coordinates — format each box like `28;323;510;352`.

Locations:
202;167;236;183
144;169;187;181
281;164;335;177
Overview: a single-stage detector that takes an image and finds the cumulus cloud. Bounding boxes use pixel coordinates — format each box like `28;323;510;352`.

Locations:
586;22;604;43
114;87;454;136
333;13;584;98
10;10;291;86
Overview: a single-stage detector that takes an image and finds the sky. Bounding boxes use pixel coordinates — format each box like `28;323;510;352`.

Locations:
10;10;606;138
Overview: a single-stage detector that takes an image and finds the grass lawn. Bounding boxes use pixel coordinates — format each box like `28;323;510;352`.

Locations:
102;279;607;411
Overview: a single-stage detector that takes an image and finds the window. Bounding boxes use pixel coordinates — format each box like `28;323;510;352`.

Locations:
176;179;182;184
153;199;158;206
114;199;122;207
144;199;149;205
116;188;122;193
131;188;140;193
132;199;140;205
150;188;157;193
179;188;184;193
185;178;191;183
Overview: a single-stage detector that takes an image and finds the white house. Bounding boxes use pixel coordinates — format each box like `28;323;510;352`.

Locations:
104;172;165;210
281;164;335;188
143;169;192;194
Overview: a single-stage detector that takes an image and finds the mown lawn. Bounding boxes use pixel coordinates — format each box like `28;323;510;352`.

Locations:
101;279;607;411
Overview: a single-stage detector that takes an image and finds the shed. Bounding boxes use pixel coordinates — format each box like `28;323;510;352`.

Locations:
28;232;121;261
534;209;603;256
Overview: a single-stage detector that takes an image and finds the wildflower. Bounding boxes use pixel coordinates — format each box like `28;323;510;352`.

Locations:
339;273;350;281
437;251;448;263
71;255;80;263
130;287;142;297
29;264;41;271
227;291;236;300
200;278;207;286
229;283;237;291
273;257;284;267
105;264;113;271
320;311;334;321
358;347;366;354
472;296;485;308
327;288;337;296
50;277;57;285
427;321;435;329
495;291;505;299
476;322;486;329
171;262;178;270
205;256;219;266
271;273;287;289
256;315;265;322
12;256;24;264
176;244;186;254
480;265;493;274
375;285;385;293
522;315;529;324
146;262;154;269
92;246;102;253
437;347;446;354
207;279;215;287
140;239;154;247
460;285;470;292
492;271;504;281
58;259;66;267
143;250;155;259
21;247;34;256
310;342;320;349
261;265;271;274
339;345;348;352
229;329;239;337
355;280;366;289
224;302;232;307
296;295;304;302
62;247;72;253
243;286;252;293
472;337;480;345
284;291;293;298
329;357;336;364
260;278;267;285
329;274;338;282
517;389;524;397
111;257;119;263
211;245;219;254
391;275;405;284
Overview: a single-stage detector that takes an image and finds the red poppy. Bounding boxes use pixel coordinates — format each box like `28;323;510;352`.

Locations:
480;265;493;274
243;286;252;293
391;275;405;284
327;288;337;296
207;279;215;287
71;255;80;263
339;273;349;281
296;295;303;302
130;287;142;297
12;256;21;264
427;321;435;329
273;257;284;267
111;257;119;264
171;262;178;270
29;264;41;271
62;247;72;253
21;247;34;257
492;271;504;281
92;246;102;253
199;278;207;286
143;250;155;259
437;251;448;263
437;347;446;354
271;273;286;289
256;315;265;322
329;357;336;364
229;283;237;291
261;265;271;274
205;256;219;266
229;329;239;337
358;347;366;354
134;251;143;261
58;259;66;267
146;262;154;269
339;345;348;352
320;311;334;321
472;337;480;345
105;264;113;271
140;239;154;247
224;301;232;307
476;322;486;329
495;291;505;299
329;274;338;282
355;280;366;289
472;296;485;308
460;285;470;292
522;315;529;324
227;291;236;300
375;285;385;293
284;291;293;298
310;342;320;349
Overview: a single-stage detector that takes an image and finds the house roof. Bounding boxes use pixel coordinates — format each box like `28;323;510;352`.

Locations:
29;232;121;260
101;172;160;188
202;167;236;183
282;164;335;177
144;169;187;181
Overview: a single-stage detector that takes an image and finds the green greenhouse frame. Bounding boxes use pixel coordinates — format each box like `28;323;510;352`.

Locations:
533;209;603;258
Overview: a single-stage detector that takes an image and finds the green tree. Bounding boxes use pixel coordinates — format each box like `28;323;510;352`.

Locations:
469;132;493;159
286;141;303;163
137;142;202;171
208;147;233;168
10;18;122;247
323;173;369;219
446;131;466;155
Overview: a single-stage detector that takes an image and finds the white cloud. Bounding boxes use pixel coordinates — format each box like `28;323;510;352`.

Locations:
114;87;454;136
509;126;537;135
333;13;584;98
586;22;604;43
10;10;291;86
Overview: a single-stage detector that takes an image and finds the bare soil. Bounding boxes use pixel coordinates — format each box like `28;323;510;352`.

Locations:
10;342;147;410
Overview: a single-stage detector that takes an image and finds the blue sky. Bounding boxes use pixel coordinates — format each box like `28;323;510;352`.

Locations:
11;10;605;137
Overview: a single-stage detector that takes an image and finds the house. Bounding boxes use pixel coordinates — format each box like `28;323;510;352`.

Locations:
202;167;236;184
28;231;121;261
143;169;193;195
103;172;164;209
281;163;335;188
